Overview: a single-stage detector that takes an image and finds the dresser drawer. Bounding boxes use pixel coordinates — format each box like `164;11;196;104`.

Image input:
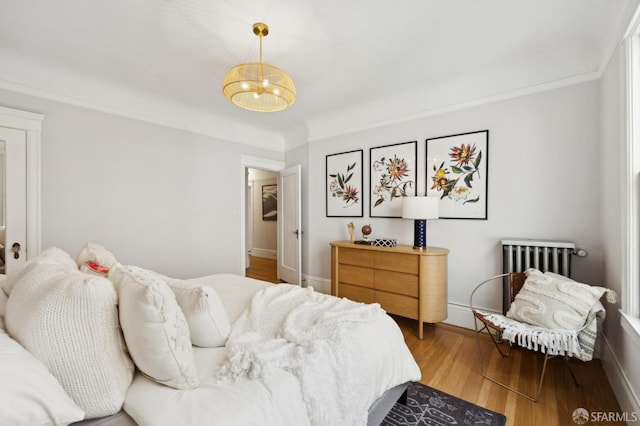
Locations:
340;247;374;267
375;291;418;319
338;264;374;288
374;270;419;297
374;252;419;274
340;283;375;304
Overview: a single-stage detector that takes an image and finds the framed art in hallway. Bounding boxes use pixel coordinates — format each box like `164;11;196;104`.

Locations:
426;130;488;219
370;141;417;218
326;149;363;217
262;184;278;221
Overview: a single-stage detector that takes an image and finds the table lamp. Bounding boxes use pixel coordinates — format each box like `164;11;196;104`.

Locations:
402;196;439;249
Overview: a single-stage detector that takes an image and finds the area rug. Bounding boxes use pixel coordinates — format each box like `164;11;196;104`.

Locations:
381;382;506;426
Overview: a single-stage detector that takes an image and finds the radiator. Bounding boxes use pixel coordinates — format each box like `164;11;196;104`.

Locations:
501;238;581;314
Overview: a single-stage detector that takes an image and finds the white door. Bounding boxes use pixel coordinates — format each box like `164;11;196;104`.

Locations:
0;127;27;273
277;165;301;285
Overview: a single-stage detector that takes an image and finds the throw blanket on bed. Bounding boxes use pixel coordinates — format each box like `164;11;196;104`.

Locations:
479;303;605;361
218;284;384;426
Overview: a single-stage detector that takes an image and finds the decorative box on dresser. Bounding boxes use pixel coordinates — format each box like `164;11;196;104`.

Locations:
330;241;449;339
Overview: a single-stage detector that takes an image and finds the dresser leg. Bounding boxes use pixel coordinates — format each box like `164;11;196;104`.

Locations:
418;320;423;339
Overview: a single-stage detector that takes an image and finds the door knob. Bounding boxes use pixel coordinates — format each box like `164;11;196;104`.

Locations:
11;242;21;259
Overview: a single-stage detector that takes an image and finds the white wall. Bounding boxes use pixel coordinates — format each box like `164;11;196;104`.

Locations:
599;41;640;417
0;88;283;279
304;81;602;317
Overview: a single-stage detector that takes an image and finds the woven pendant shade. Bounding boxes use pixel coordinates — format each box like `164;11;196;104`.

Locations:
222;23;296;112
223;62;295;112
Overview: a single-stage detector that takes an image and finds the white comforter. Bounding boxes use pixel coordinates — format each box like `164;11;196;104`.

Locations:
123;274;420;426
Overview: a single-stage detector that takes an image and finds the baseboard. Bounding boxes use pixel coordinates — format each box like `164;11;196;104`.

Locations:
442;302;479;330
304;275;331;294
249;248;276;259
600;334;640;422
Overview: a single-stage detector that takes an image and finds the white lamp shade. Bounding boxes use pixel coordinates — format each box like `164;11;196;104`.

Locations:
402;196;439;219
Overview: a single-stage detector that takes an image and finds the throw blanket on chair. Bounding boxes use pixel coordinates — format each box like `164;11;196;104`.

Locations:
480;302;605;362
479;269;618;362
218;284;384;426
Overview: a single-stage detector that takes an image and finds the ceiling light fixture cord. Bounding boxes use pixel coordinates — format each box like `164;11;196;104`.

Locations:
259;29;264;86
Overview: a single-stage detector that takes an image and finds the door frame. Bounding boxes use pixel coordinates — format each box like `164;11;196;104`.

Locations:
239;155;285;275
0;106;43;260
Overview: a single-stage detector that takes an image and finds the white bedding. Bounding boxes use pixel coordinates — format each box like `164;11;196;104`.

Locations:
0;274;6;331
123;274;420;426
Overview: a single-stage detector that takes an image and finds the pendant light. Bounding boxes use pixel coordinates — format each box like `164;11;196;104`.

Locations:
222;23;296;112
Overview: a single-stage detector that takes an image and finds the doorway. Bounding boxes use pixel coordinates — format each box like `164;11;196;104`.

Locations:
245;167;279;283
239;155;301;285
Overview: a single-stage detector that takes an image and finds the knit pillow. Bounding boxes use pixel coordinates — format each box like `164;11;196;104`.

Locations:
506;268;617;330
2;247;77;296
165;278;231;347
110;264;199;390
76;242;118;276
5;264;134;419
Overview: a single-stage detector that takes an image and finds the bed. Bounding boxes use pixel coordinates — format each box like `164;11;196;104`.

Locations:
68;273;421;426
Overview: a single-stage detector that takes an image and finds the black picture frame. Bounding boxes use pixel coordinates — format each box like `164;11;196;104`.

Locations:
261;184;277;221
426;130;489;219
326;149;364;217
369;141;417;218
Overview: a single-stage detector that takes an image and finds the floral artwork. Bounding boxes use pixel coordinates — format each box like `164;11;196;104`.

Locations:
328;163;359;206
326;149;363;217
426;130;488;219
370;141;417;217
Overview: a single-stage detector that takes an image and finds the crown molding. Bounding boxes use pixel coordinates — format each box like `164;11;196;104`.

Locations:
0;77;285;152
306;71;602;144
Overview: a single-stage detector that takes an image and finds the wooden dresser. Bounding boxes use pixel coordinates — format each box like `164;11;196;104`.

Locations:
330;241;448;338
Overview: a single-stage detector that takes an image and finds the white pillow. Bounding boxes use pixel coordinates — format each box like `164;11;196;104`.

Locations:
2;246;77;296
506;268;618;330
110;264;199;389
0;275;7;324
0;330;85;425
76;241;118;277
5;265;135;419
165;278;231;347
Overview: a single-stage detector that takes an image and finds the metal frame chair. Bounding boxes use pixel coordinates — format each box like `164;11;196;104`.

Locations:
469;272;593;402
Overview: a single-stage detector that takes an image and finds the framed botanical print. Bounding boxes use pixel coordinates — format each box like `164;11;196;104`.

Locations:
326;149;364;217
426;130;488;219
370;141;417;218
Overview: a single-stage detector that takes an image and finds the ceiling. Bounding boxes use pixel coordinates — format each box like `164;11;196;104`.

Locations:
0;0;637;150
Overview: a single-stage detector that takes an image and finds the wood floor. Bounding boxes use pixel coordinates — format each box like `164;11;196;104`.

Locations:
245;256;623;425
245;254;282;283
396;315;622;426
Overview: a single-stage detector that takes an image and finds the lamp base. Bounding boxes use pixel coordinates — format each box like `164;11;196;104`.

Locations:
413;219;427;249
